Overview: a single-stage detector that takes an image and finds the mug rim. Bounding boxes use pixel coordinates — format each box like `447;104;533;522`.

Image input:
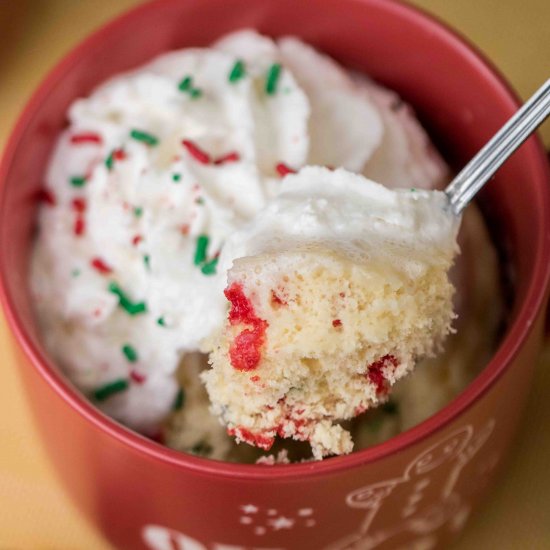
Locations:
1;0;549;481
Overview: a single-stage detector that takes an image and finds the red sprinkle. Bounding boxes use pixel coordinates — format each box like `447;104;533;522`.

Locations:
69;198;87;236
90;257;113;275
70;132;103;145
250;375;260;383
36;188;57;206
74;216;85;236
214;151;240;165
332;319;343;328
229;323;267;371
71;197;87;213
275;162;296;177
180;224;190;235
367;355;398;395
225;282;258;326
114;148;127;161
228;427;274;451
132;235;143;246
130;370;146;384
182;139;210;165
224;282;269;371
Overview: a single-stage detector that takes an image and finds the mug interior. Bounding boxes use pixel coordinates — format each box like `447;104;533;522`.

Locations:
0;0;549;476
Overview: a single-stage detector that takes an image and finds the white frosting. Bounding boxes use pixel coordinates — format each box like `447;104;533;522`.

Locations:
220;167;460;278
31;30;448;434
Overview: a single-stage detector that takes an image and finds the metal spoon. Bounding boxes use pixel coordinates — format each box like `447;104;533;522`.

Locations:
445;78;550;215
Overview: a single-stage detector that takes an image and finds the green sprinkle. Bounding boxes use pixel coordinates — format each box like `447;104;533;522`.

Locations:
190;440;213;456
173;388;185;411
128;302;147;315
178;75;193;92
71;268;81;277
228;60;246;83
134;206;143;217
156;316;166;327
143;254;150;269
105;151;115;171
122;344;138;363
130;129;159;147
178;76;202;99
108;281;147;316
93;378;129;401
172;173;181;182
201;257;218;275
381;400;399;415
70;176;86;188
194;235;209;265
410;188;417;192
265;63;282;95
195;197;205;205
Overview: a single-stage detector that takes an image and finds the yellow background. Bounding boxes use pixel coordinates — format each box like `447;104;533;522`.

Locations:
0;1;549;548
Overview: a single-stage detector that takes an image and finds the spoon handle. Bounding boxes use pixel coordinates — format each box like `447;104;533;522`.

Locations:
445;78;550;215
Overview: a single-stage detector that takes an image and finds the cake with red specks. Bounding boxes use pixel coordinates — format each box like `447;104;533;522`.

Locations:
202;168;460;459
166;203;501;463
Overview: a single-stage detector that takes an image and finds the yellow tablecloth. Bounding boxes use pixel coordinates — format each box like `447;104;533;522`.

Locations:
1;1;549;548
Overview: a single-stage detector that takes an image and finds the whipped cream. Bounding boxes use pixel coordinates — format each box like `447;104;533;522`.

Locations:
31;30;448;434
220;167;460;279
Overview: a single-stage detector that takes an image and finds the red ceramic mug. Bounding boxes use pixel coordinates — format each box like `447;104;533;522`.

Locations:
1;1;549;549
